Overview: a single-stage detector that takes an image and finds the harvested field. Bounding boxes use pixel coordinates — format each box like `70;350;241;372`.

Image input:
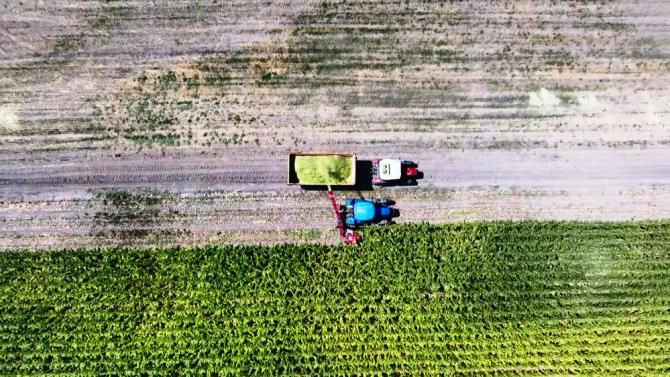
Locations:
1;1;670;248
2;221;670;374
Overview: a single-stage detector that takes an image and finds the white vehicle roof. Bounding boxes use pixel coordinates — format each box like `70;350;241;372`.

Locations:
379;159;402;180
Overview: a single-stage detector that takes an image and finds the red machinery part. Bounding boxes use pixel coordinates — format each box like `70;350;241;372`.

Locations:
327;190;345;238
406;166;418;176
344;229;361;245
327;190;361;245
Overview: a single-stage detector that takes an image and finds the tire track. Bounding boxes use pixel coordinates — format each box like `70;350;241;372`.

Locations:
1;1;670;249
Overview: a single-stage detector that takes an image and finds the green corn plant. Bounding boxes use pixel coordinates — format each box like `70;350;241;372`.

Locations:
1;220;670;374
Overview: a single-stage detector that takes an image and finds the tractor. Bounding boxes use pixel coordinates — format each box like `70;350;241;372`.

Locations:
372;158;421;186
340;197;398;228
327;191;398;245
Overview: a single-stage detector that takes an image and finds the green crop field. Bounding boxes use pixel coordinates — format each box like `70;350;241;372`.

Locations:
2;221;669;375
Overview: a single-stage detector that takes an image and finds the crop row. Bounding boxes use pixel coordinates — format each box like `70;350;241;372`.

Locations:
1;220;669;374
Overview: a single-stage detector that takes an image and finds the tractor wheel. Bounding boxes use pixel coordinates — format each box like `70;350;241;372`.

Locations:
379;199;395;206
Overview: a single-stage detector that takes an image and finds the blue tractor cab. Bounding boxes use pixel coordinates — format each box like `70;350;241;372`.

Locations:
341;197;398;228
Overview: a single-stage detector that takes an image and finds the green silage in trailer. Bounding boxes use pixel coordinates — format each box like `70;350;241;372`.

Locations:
1;221;670;375
294;155;353;184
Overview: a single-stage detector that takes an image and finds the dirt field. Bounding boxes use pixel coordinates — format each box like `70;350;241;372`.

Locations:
1;1;669;250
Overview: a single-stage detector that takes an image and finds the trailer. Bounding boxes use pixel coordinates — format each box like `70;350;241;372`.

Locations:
287;152;357;186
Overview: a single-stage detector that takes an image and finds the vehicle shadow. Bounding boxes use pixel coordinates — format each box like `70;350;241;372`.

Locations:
300;160;374;191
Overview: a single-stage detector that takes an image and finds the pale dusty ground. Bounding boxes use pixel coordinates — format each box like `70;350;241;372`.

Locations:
1;1;669;249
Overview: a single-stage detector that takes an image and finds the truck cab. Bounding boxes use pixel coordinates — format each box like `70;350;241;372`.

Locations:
372;158;420;186
340;198;398;228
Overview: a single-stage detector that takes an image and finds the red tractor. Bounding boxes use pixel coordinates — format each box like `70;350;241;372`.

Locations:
372;158;421;186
